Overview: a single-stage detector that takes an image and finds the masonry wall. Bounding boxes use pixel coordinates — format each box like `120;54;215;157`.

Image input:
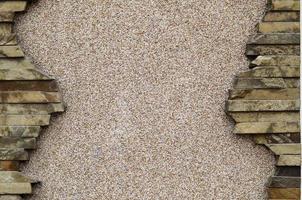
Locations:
16;1;272;199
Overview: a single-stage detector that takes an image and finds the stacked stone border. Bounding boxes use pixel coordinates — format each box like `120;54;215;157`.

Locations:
0;1;65;199
226;0;301;199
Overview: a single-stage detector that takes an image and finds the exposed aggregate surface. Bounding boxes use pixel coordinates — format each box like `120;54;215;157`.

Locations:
15;0;273;199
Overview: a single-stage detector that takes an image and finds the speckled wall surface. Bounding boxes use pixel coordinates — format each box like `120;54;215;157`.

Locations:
16;0;273;199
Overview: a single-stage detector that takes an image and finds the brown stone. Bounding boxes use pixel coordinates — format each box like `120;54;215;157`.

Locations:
268;188;300;199
0;91;61;103
275;166;301;177
246;45;300;55
234;122;300;134
0;161;19;171
269;176;300;188
234;78;299;89
0;103;65;114
259;22;300;33
238;66;299;78
226;100;299;112
254;133;300;144
266;144;300;155
0;115;50;126
0;12;14;22
229;88;299;100
0;148;28;161
0;183;31;194
0;2;27;12
271;0;300;11
0;126;40;138
0;46;24;58
251;56;300;66
0;195;22;200
0;68;53;80
264;11;300;22
277;155;301;166
0;34;16;45
0;137;36;149
247;33;300;45
0;80;59;91
229;112;299;123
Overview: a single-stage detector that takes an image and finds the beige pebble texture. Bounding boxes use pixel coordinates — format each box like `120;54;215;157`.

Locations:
16;0;273;199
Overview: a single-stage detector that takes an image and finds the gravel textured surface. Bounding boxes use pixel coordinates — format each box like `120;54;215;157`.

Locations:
16;0;273;199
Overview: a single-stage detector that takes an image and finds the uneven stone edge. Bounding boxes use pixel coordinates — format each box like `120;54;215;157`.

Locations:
226;0;300;199
0;1;65;198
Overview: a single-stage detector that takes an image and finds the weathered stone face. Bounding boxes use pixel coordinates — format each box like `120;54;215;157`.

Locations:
266;144;301;155
269;176;301;188
259;22;300;33
251;55;300;66
0;2;27;12
226;0;301;198
277;155;301;166
264;11;300;21
229;88;299;100
229;112;299;122
248;33;300;44
271;0;300;11
238;66;300;78
268;188;300;199
0;2;65;197
246;44;300;55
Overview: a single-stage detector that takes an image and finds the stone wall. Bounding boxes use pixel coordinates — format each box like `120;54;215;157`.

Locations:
14;0;278;199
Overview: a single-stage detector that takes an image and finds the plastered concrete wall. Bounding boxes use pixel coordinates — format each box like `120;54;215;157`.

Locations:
16;0;272;199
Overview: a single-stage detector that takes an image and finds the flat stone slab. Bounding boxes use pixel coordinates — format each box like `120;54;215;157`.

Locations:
234;122;300;134
226;100;299;112
268;188;300;199
259;22;300;33
0;12;15;22
0;80;59;92
0;91;61;103
0;46;23;58
254;133;300;144
0;195;22;200
0;2;27;12
234;78;299;89
229;112;299;123
266;144;301;155
0;161;19;171
0;148;28;161
264;11;300;22
269;176;300;188
0;59;35;69
277;155;301;166
0;126;40;138
238;66;299;78
0;137;36;149
0;68;53;80
0;183;31;194
275;166;301;177
229;88;299;100
0;171;33;183
271;0;300;11
248;34;300;45
251;56;300;66
0;103;64;114
0;24;12;35
0;34;16;45
246;44;300;55
0;115;50;126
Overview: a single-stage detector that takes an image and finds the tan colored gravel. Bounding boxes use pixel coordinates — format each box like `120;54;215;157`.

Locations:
16;0;273;199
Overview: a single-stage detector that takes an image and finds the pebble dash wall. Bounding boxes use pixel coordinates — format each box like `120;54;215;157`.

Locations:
1;0;296;199
226;0;301;199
